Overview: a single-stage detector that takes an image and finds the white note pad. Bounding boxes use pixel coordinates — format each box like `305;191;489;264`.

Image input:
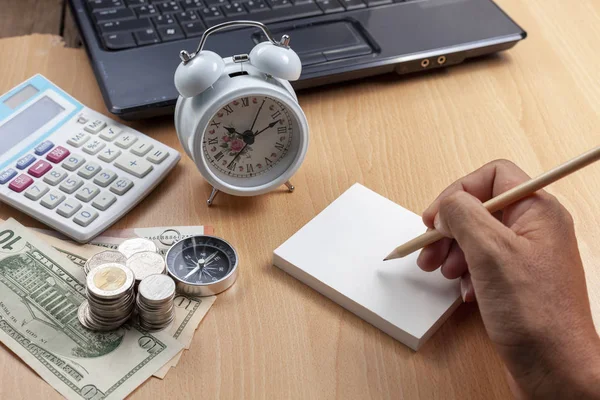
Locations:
273;183;461;350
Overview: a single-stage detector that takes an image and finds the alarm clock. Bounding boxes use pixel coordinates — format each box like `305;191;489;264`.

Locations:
174;21;309;206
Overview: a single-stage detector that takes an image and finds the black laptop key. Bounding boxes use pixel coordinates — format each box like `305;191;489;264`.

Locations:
175;11;201;23
157;25;186;40
94;8;136;22
268;0;292;8
134;28;161;45
339;0;365;10
245;0;268;13
200;6;224;20
222;2;247;16
125;0;148;5
158;1;184;13
181;21;206;36
206;2;322;26
89;0;125;10
134;5;159;16
292;0;314;5
99;18;152;33
103;32;136;49
182;0;206;9
205;0;229;7
153;14;178;26
316;0;343;13
364;0;391;5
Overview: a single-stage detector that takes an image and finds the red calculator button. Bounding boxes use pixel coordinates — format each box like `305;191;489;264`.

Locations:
9;174;33;193
46;146;70;163
28;160;52;178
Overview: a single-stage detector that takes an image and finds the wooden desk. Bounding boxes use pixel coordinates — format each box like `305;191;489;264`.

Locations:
0;1;599;398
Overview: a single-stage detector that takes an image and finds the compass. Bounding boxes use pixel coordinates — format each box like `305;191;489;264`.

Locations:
165;235;238;296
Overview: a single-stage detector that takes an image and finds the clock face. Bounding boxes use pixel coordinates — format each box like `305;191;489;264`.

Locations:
202;95;296;181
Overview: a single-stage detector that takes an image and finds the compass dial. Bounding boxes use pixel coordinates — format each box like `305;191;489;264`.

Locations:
165;236;238;296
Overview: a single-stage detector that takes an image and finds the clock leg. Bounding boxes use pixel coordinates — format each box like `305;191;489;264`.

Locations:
207;188;220;206
284;181;295;192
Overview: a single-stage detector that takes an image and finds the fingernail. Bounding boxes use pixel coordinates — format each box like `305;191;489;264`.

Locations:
433;214;442;231
460;279;469;302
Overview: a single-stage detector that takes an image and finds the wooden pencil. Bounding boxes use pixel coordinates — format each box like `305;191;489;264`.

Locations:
383;145;600;261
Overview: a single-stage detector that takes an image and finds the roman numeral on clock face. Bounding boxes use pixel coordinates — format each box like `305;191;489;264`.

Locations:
214;151;224;161
223;105;233;115
207;137;218;145
246;164;254;173
227;162;237;171
265;157;273;166
210;120;221;129
241;97;249;107
271;110;281;120
277;126;287;135
274;142;285;151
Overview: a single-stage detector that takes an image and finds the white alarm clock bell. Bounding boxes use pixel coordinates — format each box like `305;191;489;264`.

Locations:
174;21;309;206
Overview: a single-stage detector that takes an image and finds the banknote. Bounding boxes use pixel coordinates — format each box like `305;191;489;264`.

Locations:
0;218;183;399
91;225;214;255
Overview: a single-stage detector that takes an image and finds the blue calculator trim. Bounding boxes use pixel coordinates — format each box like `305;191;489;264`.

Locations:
0;75;84;171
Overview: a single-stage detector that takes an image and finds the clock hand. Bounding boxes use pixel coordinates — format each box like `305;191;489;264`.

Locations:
224;126;243;137
253;120;281;137
249;99;266;132
226;143;248;169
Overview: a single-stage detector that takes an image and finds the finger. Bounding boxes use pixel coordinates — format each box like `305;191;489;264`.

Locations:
435;191;519;272
422;160;535;228
440;242;468;279
417;237;453;272
460;273;476;303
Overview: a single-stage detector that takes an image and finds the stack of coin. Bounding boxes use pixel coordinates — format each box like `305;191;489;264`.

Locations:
83;250;127;276
137;274;176;331
79;263;136;331
118;238;159;259
126;251;166;286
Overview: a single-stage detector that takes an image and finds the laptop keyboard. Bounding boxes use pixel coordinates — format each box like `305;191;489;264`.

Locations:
86;0;410;50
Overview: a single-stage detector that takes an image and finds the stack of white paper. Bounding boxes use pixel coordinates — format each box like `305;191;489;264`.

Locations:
273;183;461;350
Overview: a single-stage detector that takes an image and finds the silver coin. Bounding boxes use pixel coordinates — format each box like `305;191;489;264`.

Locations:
118;238;158;259
78;301;94;330
138;274;176;302
126;252;166;282
87;263;135;299
86;251;127;275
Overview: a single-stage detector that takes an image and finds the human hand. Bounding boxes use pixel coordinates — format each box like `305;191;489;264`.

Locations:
417;160;600;399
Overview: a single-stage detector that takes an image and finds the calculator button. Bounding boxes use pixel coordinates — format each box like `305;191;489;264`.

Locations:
0;168;17;184
8;175;33;193
83;139;106;155
99;126;122;142
34;140;54;156
114;153;153;178
40;191;65;209
73;208;99;227
146;149;169;164
28;160;52;178
130;140;154;156
43;168;68;186
84;119;107;134
77;162;102;179
59;176;84;194
56;198;82;218
98;146;121;162
93;170;117;187
47;146;71;163
16;154;36;170
62;154;86;171
110;177;134;195
77;115;89;124
75;184;100;202
67;132;91;148
92;192;116;211
114;133;138;149
24;183;49;201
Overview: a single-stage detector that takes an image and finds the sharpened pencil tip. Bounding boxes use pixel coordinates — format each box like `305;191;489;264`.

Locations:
383;258;389;262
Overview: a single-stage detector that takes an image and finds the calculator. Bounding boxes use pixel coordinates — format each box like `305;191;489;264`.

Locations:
0;75;180;243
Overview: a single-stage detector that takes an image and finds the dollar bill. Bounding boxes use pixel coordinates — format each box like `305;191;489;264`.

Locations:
0;218;183;399
90;225;214;256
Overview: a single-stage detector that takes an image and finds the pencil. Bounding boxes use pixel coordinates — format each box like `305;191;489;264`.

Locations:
383;145;600;261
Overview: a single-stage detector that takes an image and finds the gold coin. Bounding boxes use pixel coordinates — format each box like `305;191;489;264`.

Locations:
93;266;127;291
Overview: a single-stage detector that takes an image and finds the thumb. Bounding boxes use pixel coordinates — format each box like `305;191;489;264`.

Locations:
433;191;517;270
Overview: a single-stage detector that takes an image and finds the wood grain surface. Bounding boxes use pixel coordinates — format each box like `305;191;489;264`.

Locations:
0;0;599;398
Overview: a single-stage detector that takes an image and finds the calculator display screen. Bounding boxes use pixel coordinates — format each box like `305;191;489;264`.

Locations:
3;84;39;109
0;96;65;156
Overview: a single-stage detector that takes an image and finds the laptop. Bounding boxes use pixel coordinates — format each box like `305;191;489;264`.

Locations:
68;0;526;120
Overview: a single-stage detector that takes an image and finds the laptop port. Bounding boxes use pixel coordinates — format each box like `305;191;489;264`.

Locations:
437;56;447;65
421;59;430;68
